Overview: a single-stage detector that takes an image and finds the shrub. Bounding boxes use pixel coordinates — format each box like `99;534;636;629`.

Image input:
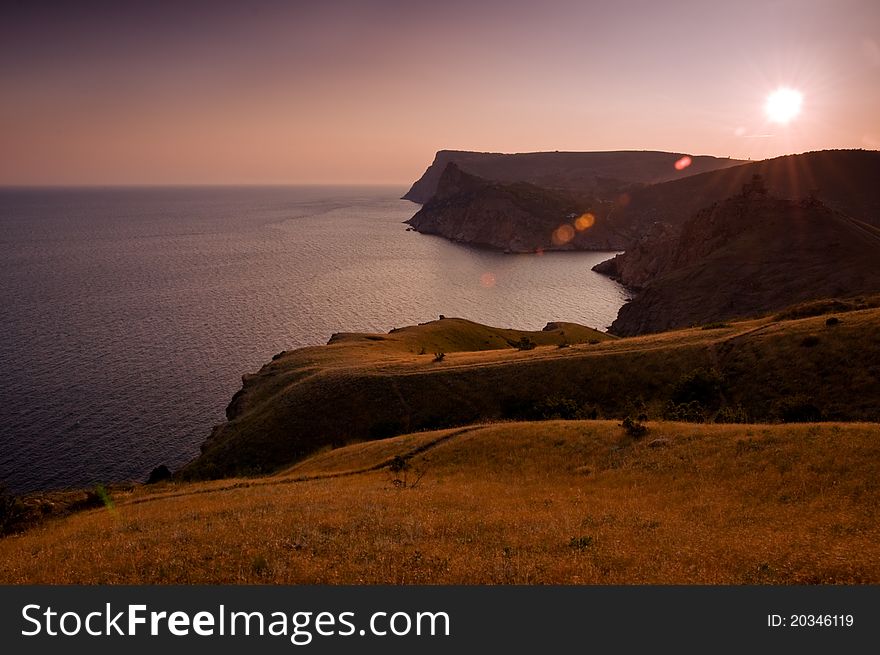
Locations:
671;368;724;408
251;555;270;576
388;455;427;489
146;465;172;484
620;416;648;438
514;337;536;351
532;397;581;420
825;316;840;326
715;405;750;424
702;322;731;330
663;400;707;422
800;335;820;347
432;352;445;362
568;535;594;551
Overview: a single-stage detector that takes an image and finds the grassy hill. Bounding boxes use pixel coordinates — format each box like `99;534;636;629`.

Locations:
1;420;878;584
3;306;880;584
181;304;880;481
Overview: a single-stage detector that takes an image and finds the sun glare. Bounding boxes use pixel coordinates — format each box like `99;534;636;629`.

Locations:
765;87;803;124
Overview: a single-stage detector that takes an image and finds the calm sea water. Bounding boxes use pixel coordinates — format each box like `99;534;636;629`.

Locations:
0;186;627;492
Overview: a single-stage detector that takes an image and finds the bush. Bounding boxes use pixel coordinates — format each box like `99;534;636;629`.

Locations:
501;396;589;421
800;335;820;347
702;322;731;330
432;352;445;362
620;416;648;438
671;368;724;408
825;316;840;326
146;465;172;484
568;535;594;550
514;337;536;351
387;455;427;489
532;397;581;420
715;405;750;424
663;400;707;422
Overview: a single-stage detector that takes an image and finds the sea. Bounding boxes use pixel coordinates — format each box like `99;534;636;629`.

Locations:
0;186;627;493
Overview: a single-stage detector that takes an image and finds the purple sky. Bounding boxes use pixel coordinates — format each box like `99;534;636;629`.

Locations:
2;0;879;184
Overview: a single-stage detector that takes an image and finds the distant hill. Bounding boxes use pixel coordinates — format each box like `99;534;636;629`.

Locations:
604;149;880;242
598;175;880;335
404;163;627;252
403;149;745;204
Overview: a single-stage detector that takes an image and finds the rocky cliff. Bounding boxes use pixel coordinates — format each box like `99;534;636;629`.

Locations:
403;149;745;204
603;177;880;335
404;163;630;252
600;150;880;269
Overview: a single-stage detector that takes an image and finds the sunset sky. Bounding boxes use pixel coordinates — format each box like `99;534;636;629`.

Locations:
2;0;879;185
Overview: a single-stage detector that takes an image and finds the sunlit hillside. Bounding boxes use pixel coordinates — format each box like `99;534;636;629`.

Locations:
1;420;878;584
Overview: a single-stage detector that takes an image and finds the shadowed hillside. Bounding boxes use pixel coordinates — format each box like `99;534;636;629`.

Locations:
405;164;626;251
601;178;880;335
181;306;880;481
602;149;880;242
406;150;880;255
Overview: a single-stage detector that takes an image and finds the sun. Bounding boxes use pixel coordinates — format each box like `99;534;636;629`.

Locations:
765;87;803;124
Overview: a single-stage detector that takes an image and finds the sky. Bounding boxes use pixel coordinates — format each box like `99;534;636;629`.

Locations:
1;0;879;185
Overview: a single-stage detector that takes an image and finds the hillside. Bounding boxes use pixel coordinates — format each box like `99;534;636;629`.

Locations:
403;149;745;204
600;179;880;335
182;305;880;481
404;164;627;252
182;318;612;479
405;149;880;256
597;149;880;253
2;420;878;584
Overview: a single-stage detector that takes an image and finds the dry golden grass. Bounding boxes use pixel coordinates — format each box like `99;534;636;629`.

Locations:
2;420;878;584
185;307;880;480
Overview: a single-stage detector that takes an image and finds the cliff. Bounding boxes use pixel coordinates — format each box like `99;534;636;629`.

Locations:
181;305;880;481
404;163;628;252
180;319;612;480
403;149;745;204
604;178;880;335
407;150;880;256
599;150;880;266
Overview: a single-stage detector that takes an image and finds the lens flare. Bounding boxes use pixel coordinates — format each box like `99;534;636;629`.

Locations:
575;213;595;231
552;224;575;245
674;155;692;171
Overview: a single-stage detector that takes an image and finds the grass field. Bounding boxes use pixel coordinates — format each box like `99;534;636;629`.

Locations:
2;420;878;584
186;305;880;479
